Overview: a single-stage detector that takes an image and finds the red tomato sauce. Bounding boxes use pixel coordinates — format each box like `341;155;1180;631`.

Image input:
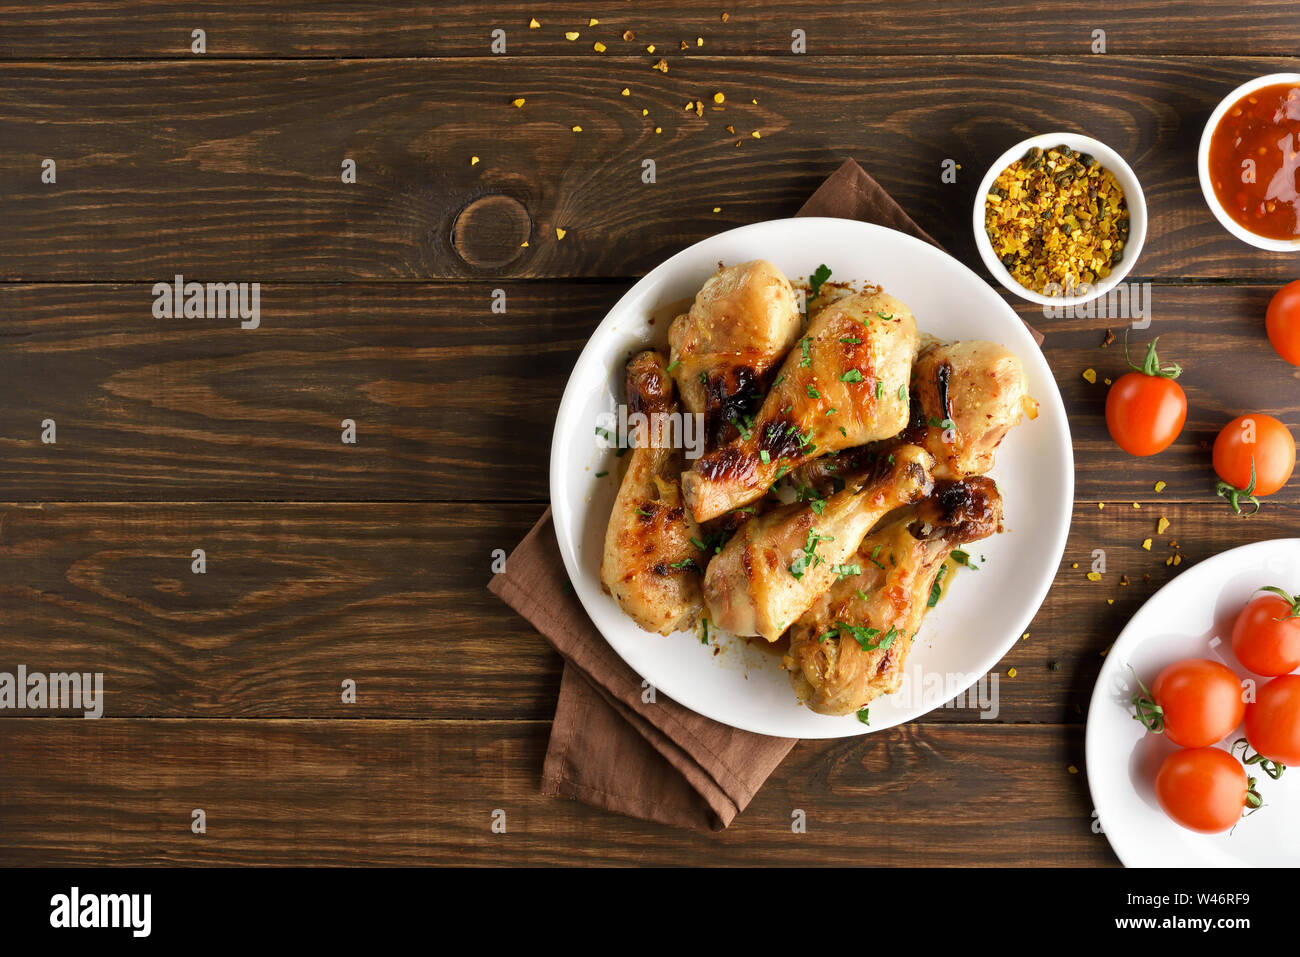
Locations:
1207;82;1300;240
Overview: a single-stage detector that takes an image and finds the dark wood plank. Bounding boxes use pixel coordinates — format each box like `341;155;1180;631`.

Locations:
0;282;605;501
2;2;1297;58
3;57;1298;281
2;283;1296;502
2;500;1293;720
0;718;1113;865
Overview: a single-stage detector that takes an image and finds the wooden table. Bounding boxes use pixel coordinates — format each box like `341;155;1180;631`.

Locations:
2;2;1298;867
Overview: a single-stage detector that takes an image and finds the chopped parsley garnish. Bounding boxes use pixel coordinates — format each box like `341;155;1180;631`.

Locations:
690;531;730;555
782;404;793;414
927;562;950;608
668;558;697;571
595;470;608;478
759;450;771;464
875;380;883;400
825;407;837;416
700;618;710;645
951;549;980;570
839;369;864;383
730;414;755;441
789;528;834;580
800;337;813;367
809;263;832;299
839;426;847;437
839;336;862;345
806;384;821;399
929;416;957;430
698;372;708;385
832;562;861;580
857;707;870;725
595;426;614;441
772;374;786;387
634;506;652;518
773;464;790;481
666;359;680;373
877;311;894;320
898;384;908;402
867;544;885;569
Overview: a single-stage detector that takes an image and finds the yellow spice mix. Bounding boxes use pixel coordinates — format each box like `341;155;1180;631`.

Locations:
984;144;1130;295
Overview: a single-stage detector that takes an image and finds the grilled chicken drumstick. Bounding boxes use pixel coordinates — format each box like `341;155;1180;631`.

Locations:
703;444;934;641
784;476;1004;715
901;339;1036;480
600;350;705;635
681;290;919;523
668;259;803;451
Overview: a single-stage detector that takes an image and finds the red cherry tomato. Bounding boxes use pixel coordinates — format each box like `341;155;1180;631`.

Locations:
1133;659;1246;747
1104;338;1186;456
1266;280;1300;366
1244;674;1300;767
1213;415;1296;513
1154;747;1250;834
1231;588;1300;676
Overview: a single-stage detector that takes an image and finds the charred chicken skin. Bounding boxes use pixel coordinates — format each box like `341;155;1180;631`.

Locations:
668;259;803;451
703;444;934;641
681;290;919;523
784;476;1004;715
600;350;705;635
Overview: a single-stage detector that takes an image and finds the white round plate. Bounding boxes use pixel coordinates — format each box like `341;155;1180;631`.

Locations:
1086;538;1300;867
550;216;1073;738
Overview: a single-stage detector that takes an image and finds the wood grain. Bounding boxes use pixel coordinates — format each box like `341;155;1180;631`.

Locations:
0;718;1115;866
2;282;1296;502
2;500;1293;721
2;2;1297;58
3;57;1298;281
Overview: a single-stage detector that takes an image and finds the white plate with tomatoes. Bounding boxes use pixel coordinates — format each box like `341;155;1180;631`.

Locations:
1086;538;1300;867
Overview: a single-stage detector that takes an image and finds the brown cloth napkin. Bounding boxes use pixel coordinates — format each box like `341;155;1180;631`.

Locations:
488;158;1040;832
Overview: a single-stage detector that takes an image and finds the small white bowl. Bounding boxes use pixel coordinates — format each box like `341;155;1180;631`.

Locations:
972;132;1147;307
1197;72;1300;253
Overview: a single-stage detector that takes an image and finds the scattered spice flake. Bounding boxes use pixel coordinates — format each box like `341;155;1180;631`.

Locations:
1131;502;1140;509
1104;378;1112;385
1022;632;1030;640
1141;538;1152;550
751;98;758;104
722;12;730;23
1086;571;1101;582
528;18;540;29
655;126;662;134
1107;598;1115;605
470;155;480;165
713;91;725;104
1156;517;1170;535
694;101;703;117
697;37;704;46
646;43;656;52
1102;328;1116;347
751;130;761;138
1068;764;1079;774
1173;554;1183;565
622;30;635;41
620;87;630;96
572;125;583;132
680;40;688;50
1154;480;1166;492
652;58;668;72
593;41;606;53
1098;502;1104;510
589;18;599;27
555;227;567;240
520;241;529;248
512;97;526;108
1120;574;1129;586
565;31;579;40
726;124;735;134
1082;368;1097;384
1008;667;1018;677
641;108;648;116
1071;562;1079;568
712;206;721;213
1165;556;1174;566
684;100;695;111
